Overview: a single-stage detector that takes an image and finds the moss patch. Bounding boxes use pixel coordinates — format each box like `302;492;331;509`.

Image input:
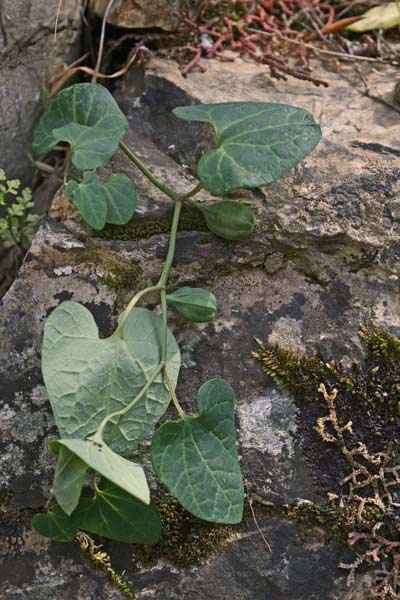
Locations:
132;495;238;569
98;208;208;242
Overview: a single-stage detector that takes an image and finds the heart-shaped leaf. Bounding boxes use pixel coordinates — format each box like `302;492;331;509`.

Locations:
32;83;128;170
174;103;321;195
103;173;137;225
67;172;106;230
52;438;150;505
32;504;81;542
32;480;161;544
52;445;88;516
77;480;161;544
42;302;181;454
66;172;136;230
151;379;244;524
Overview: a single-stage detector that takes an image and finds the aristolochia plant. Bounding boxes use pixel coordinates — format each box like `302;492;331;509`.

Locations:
31;83;321;544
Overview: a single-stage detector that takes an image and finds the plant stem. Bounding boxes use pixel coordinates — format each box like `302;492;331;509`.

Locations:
119;141;179;201
157;200;182;287
98;199;186;442
182;181;203;199
164;367;185;418
118;284;160;332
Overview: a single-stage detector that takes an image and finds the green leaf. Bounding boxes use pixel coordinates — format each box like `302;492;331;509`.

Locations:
66;172;136;230
173;103;321;195
151;378;244;524
52;445;87;516
103;173;137;225
33;480;161;544
42;302;180;454
347;3;400;32
32;83;128;170
52;439;150;505
195;201;256;241
32;505;80;542
66;172;107;230
78;480;161;544
167;287;217;322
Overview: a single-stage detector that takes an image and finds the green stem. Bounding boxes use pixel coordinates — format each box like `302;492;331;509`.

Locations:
98;200;186;442
118;284;159;332
119;141;179;201
164;368;185;418
157;200;182;287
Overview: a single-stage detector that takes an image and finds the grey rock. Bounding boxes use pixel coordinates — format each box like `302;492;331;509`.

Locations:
0;0;82;185
1;57;400;598
90;0;202;31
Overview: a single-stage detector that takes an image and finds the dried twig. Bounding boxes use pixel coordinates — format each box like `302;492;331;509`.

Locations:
92;0;117;83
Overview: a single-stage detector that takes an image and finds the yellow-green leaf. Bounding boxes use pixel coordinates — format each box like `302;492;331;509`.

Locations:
347;3;400;32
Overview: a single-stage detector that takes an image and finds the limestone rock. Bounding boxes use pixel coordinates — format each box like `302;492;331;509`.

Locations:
90;0;202;31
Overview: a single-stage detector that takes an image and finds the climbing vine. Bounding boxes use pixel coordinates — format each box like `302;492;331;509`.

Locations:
30;82;321;544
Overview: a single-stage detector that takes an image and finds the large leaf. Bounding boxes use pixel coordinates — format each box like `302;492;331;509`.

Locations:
151;379;244;524
347;3;400;32
174;103;321;195
42;302;180;454
32;504;81;542
52;439;150;505
77;480;161;544
32;83;128;170
52;445;88;515
32;481;161;544
66;172;136;230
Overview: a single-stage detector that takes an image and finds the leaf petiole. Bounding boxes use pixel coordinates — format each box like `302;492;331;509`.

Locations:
164;367;186;418
119;141;179;201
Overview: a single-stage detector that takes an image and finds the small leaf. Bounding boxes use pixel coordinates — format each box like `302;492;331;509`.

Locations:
52;438;150;505
167;287;217;322
32;505;80;542
347;3;400;32
32;83;128;170
78;480;161;544
66;172;136;230
151;378;244;524
173;103;321;195
52;445;87;516
103;173;137;225
42;302;180;454
195;201;255;240
66;172;107;230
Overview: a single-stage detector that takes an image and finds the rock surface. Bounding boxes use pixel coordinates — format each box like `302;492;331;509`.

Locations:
1;56;400;598
90;0;202;31
0;0;82;185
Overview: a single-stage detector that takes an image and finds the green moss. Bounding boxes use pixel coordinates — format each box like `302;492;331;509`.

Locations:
132;496;237;568
253;322;400;447
98;263;144;313
98;208;208;242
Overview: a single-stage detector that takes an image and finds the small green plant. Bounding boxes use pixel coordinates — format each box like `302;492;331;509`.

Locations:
0;170;40;248
31;83;321;544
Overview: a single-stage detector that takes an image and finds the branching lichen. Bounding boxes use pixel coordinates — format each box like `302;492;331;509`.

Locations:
253;323;400;599
76;532;137;600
